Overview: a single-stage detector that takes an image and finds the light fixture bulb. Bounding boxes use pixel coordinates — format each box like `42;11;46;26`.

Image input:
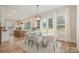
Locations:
35;16;41;20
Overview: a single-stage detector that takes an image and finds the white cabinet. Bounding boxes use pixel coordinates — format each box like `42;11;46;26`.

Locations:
2;31;10;42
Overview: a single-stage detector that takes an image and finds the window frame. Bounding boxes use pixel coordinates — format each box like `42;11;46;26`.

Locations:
56;14;66;34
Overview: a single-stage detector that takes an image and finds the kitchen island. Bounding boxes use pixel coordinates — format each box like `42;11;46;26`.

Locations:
14;30;26;37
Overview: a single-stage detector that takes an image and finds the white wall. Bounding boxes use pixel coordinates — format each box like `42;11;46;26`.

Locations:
77;6;79;49
67;6;76;43
40;6;77;43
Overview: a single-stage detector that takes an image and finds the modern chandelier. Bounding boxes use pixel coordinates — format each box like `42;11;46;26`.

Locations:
35;5;41;20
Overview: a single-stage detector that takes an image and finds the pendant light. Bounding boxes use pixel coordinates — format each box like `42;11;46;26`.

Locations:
35;5;41;20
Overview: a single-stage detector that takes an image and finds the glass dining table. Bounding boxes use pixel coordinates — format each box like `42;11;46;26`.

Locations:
24;32;57;52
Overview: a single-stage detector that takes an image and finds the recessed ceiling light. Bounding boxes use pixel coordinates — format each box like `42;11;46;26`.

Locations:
8;14;11;17
13;10;16;13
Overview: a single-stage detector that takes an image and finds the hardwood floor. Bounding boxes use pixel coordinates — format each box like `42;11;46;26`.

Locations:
0;41;27;53
0;37;78;53
60;42;77;52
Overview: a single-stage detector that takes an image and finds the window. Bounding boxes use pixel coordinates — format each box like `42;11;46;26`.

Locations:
42;19;47;29
57;16;65;24
24;22;30;29
48;18;53;28
57;25;65;32
57;15;65;32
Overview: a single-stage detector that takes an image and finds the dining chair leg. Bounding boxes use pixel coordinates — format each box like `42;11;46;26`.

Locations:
28;40;30;46
31;40;34;48
53;42;55;52
36;43;39;51
56;42;57;48
24;39;27;44
55;41;57;48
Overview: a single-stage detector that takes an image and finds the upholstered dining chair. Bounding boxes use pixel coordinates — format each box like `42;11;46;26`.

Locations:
44;36;57;51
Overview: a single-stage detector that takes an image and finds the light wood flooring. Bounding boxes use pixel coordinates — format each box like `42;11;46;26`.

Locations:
0;36;78;53
0;41;26;53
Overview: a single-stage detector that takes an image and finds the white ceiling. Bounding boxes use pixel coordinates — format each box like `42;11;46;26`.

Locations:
0;5;66;20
